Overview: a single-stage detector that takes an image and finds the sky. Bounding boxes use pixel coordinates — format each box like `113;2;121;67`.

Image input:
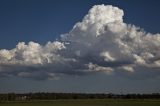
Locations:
0;0;160;93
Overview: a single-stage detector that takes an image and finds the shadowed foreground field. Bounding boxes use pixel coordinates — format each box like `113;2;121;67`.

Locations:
0;99;160;106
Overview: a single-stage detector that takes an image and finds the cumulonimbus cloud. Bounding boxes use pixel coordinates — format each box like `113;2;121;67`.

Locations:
0;4;160;80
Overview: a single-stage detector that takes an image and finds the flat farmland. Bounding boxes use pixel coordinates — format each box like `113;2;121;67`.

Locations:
0;99;160;106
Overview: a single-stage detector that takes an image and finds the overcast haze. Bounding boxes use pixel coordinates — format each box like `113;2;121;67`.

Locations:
0;0;160;93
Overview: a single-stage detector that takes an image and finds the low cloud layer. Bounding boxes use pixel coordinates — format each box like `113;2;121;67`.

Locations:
0;4;160;80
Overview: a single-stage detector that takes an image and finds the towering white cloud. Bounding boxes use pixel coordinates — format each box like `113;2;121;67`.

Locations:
0;4;160;80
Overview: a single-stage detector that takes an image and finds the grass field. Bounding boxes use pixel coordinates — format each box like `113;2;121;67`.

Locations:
0;99;160;106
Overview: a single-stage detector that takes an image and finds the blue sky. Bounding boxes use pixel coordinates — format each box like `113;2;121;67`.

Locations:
0;0;160;93
0;0;160;49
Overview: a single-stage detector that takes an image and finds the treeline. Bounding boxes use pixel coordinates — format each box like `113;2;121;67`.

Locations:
0;92;160;101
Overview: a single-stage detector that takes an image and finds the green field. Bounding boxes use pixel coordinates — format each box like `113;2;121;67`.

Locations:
0;99;160;106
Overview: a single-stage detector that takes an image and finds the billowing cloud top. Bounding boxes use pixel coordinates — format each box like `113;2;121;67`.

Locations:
0;4;160;80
